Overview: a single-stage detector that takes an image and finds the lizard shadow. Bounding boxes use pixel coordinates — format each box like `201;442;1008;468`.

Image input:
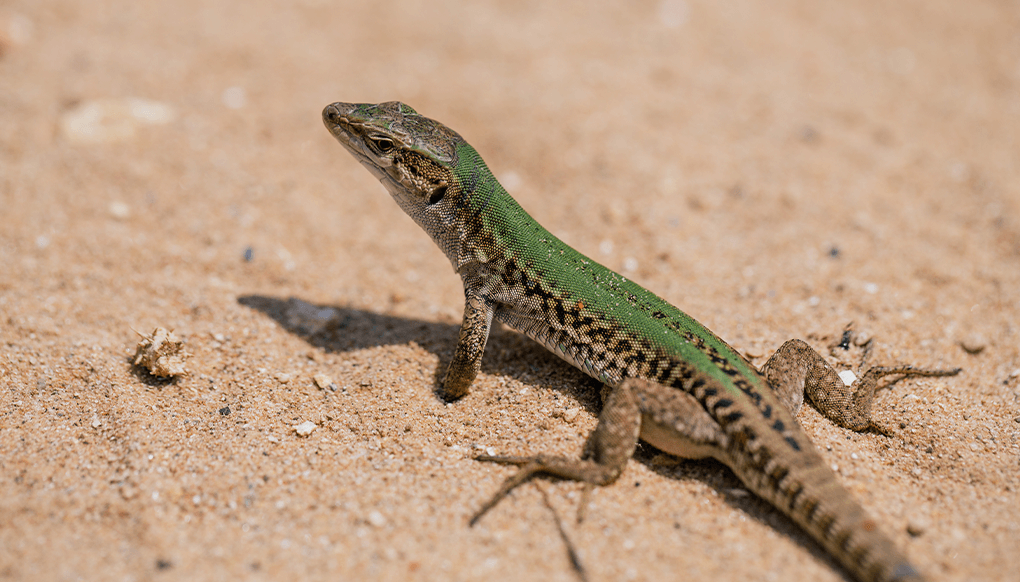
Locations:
631;446;853;580
237;294;589;400
239;294;851;579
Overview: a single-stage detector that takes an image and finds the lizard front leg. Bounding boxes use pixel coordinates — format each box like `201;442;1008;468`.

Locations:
471;376;725;525
440;291;496;400
760;332;961;432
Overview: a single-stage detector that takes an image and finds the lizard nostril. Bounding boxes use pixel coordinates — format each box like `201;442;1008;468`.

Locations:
323;104;341;124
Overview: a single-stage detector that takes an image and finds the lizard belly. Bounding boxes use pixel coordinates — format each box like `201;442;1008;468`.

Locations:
636;415;718;462
639;413;726;462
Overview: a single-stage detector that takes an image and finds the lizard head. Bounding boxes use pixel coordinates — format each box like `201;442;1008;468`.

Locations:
322;101;470;265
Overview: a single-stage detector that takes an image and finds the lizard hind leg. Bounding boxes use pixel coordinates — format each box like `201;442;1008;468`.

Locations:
762;327;961;433
470;381;642;526
821;325;961;433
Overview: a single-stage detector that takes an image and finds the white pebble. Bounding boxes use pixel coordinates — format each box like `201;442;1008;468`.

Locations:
294;421;317;436
563;408;579;423
907;517;929;537
109;201;130;219
367;510;387;527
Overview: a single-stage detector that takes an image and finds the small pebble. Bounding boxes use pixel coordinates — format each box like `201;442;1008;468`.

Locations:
219;406;230;416
283;298;338;335
313;373;334;390
562;408;579;423
367;510;387;527
109;201;130;219
294;420;316;436
907;517;929;537
838;370;858;386
959;334;987;355
274;372;293;384
852;331;873;347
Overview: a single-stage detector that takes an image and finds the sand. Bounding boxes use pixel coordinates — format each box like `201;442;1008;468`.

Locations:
1;1;1018;580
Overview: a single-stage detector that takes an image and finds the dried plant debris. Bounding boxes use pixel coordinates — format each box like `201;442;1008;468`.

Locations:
133;327;188;377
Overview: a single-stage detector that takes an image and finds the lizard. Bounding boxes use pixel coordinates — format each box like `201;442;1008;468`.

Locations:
321;100;960;582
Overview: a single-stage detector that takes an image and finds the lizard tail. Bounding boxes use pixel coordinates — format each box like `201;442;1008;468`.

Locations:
734;453;924;582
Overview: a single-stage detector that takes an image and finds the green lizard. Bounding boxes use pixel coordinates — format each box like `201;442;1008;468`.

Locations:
322;101;960;582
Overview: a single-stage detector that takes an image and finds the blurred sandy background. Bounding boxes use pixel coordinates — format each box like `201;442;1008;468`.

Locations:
1;1;1018;580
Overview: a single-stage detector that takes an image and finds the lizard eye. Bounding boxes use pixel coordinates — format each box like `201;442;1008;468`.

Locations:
428;185;447;205
370;136;395;153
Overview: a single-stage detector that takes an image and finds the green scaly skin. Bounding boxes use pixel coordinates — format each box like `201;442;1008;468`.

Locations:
322;101;960;582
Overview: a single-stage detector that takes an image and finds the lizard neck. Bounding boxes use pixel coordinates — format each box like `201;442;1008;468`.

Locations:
448;142;552;273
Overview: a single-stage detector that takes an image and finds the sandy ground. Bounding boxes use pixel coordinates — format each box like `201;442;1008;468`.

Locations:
2;1;1019;580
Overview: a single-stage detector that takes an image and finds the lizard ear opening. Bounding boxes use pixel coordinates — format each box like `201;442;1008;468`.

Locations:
428;185;447;205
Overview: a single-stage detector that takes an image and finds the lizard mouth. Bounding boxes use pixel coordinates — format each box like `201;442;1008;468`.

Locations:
322;103;359;148
322;102;394;184
323;103;379;165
